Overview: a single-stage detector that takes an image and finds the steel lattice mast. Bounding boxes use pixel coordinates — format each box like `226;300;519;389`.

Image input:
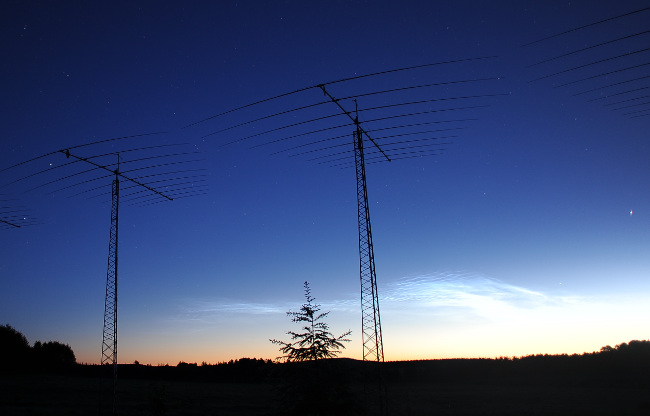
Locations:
100;173;119;413
57;148;177;415
318;85;387;361
1;138;206;414
353;123;384;362
185;62;501;362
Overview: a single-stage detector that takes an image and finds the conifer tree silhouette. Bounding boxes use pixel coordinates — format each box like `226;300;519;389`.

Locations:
271;281;351;362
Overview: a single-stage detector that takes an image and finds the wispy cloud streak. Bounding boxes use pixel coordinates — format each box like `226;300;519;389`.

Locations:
176;297;358;323
166;272;648;359
175;272;577;324
381;272;581;322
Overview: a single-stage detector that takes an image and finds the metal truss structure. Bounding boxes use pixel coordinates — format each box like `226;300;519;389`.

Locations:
100;176;119;413
2;138;206;415
353;125;384;362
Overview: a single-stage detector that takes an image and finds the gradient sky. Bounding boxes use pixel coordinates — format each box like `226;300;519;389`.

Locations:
1;1;649;365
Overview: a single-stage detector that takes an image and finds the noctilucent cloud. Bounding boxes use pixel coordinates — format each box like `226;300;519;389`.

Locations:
1;1;649;364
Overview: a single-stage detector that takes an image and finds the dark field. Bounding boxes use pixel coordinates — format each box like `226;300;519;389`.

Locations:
2;351;650;416
0;374;276;415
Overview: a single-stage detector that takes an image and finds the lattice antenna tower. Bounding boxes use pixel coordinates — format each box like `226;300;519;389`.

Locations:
102;155;120;410
318;85;387;361
352;100;384;361
0;133;207;414
185;58;504;362
62;146;183;414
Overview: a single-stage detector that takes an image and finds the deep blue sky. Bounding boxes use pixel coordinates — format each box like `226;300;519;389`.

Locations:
1;1;649;364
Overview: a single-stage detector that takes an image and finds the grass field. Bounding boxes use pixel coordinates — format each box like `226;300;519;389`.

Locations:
0;374;277;415
2;370;650;416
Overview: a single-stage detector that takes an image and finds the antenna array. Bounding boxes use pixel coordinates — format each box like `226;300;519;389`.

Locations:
0;197;39;229
524;6;650;120
186;58;504;363
0;132;207;415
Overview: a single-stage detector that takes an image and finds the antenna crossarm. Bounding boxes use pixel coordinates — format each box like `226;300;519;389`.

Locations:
60;149;173;201
318;85;391;162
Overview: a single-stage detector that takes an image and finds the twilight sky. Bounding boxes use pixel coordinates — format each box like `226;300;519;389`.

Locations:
1;1;649;365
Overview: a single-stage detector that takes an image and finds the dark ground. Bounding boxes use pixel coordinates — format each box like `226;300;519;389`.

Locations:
2;347;650;415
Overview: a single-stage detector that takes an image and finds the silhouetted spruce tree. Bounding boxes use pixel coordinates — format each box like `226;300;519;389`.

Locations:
270;282;361;415
270;281;351;362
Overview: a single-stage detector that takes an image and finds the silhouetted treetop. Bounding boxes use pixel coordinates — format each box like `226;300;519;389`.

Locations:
0;324;31;372
33;340;76;372
270;281;351;362
0;325;76;374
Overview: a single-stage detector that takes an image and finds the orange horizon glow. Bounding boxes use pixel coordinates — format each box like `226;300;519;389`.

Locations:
66;272;650;366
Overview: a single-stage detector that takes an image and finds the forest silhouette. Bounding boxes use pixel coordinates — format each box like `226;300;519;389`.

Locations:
2;324;650;415
0;324;76;374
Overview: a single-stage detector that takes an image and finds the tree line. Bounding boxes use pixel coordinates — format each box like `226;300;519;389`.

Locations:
0;324;76;374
